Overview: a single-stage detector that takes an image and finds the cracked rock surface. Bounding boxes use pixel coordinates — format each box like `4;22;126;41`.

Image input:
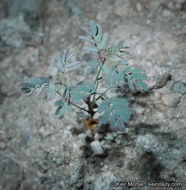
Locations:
0;0;186;189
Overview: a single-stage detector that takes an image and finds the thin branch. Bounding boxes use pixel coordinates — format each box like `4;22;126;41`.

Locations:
92;54;105;102
56;90;63;97
94;95;103;102
70;101;89;113
56;90;89;113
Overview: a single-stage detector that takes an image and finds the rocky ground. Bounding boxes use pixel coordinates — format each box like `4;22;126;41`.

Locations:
0;0;186;190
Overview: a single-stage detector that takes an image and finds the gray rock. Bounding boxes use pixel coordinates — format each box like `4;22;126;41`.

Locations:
136;132;186;182
39;127;48;138
0;0;186;188
0;142;6;149
105;133;115;142
90;140;104;156
7;0;40;28
156;71;170;88
114;0;134;18
7;0;40;17
20;178;44;190
70;162;84;188
0;159;24;190
0;15;30;48
136;133;168;154
168;2;181;11
163;9;174;17
145;62;170;89
161;93;181;107
177;0;185;3
65;0;84;16
171;81;186;95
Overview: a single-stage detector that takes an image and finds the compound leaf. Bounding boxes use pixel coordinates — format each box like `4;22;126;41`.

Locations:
128;76;134;91
95;24;102;43
67;61;79;68
64;102;71;112
27;87;36;96
103;64;111;76
70;90;86;100
118;41;124;49
66;65;80;72
64;50;69;63
55;99;63;106
102;108;111;124
98;100;109;113
110;97;129;107
48;82;55;99
119;60;128;65
87;67;96;75
36;83;46;96
107;41;124;56
21;76;49;89
79;36;94;43
89;20;97;36
71;95;82;105
112;70;119;85
103;64;112;86
85;81;96;92
131;73;147;80
136;80;148;91
55;106;62;115
77;85;90;92
110;114;116;129
118;70;125;85
83;46;98;53
98;32;108;49
66;52;74;63
63;88;67;98
87;60;99;75
126;66;142;73
117;111;130;123
81;26;91;35
59;106;65;119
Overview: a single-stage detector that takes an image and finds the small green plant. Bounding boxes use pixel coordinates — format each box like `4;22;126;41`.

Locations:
21;20;148;134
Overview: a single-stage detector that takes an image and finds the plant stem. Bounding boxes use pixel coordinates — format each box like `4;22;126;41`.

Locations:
102;86;120;95
102;87;112;95
93;60;104;85
70;102;90;113
91;130;94;140
86;36;106;116
56;91;89;113
85;97;95;117
92;37;105;86
92;58;106;103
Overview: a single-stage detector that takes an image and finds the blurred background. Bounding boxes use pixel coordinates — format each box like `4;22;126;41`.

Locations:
0;0;186;189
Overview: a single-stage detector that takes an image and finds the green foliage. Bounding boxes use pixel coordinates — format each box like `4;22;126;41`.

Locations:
125;65;148;92
98;98;131;130
80;20;109;52
55;100;71;119
48;82;55;99
87;60;99;75
98;33;108;50
54;51;80;73
21;20;149;132
107;41;126;57
102;61;148;91
21;76;49;96
68;84;88;105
